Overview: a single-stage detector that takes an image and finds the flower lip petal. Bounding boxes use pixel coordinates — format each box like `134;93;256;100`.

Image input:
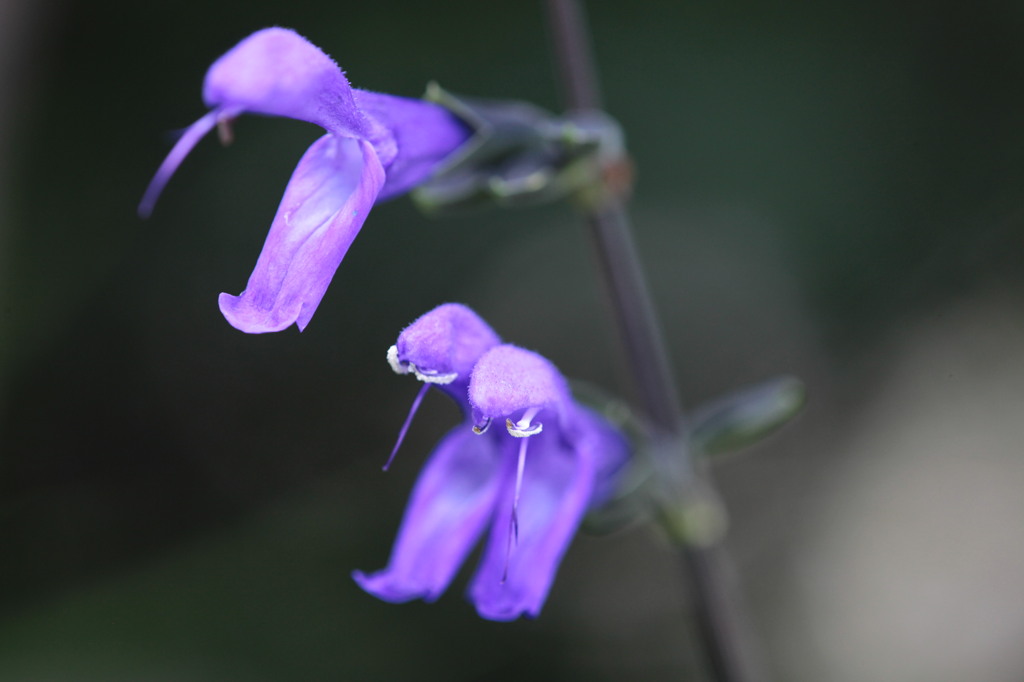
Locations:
218;135;384;333
353;426;504;603
468;424;597;621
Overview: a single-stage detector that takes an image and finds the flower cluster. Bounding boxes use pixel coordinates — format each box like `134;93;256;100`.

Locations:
141;28;470;333
144;30;634;623
353;304;628;621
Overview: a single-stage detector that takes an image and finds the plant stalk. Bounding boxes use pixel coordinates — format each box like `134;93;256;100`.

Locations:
544;2;768;681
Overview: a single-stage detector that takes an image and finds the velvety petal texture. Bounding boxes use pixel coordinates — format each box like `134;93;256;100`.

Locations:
393;303;503;387
355;305;631;621
469;345;571;423
141;28;471;332
203;27;370;138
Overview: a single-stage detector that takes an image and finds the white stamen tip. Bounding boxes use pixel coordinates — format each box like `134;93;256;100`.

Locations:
387;346;457;384
412;368;458;385
387;345;409;375
506;417;543;438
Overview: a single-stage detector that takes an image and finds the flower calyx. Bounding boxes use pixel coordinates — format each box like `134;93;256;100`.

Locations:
411;83;629;214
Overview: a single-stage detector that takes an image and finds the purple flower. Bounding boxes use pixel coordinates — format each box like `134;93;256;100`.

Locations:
354;304;629;621
140;28;470;333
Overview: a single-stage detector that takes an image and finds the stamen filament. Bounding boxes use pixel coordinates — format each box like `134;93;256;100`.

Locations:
382;383;431;471
512;435;528;541
518;407;540;430
502;435;530;583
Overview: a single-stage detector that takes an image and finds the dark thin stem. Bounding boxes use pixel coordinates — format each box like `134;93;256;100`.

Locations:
544;2;768;681
544;0;682;435
545;0;602;113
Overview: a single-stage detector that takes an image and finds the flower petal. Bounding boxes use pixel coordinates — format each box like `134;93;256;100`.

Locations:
573;406;631;506
394;304;502;386
469;345;570;421
203;28;371;138
468;429;596;621
355;91;471;200
218;134;384;333
353;427;504;603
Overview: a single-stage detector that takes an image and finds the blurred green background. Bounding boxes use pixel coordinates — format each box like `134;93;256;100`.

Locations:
2;1;1023;680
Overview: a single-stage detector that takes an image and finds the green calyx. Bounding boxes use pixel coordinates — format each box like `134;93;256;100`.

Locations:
412;83;626;214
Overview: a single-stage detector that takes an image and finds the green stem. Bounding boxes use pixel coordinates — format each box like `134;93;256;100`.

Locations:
543;2;768;680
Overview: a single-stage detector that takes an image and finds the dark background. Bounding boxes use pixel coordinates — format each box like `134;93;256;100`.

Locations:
2;1;1023;680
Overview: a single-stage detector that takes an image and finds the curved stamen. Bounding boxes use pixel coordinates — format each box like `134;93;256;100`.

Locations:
139;108;234;218
383;383;431;471
505;406;543;437
472;416;492;435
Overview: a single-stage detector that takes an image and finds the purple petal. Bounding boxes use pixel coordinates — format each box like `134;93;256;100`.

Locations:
203;28;371;138
355;91;471;200
218;134;384;333
353;427;504;603
394;304;502;383
469;345;571;421
138;110;222;218
468;429;596;621
572;406;631;506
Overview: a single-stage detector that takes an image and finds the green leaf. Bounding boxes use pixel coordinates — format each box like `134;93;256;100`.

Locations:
690;375;806;456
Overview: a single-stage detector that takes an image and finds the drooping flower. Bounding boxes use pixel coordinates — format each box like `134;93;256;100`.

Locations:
140;28;470;333
353;304;629;621
354;303;502;602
